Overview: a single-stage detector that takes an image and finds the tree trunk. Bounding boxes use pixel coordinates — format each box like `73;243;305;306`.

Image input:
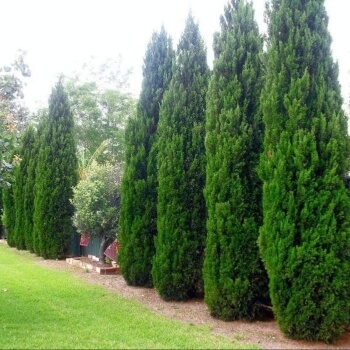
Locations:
98;235;113;265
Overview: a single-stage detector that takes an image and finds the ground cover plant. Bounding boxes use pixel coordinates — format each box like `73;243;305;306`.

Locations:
0;243;258;349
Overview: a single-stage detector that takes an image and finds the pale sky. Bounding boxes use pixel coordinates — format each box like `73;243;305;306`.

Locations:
1;0;349;113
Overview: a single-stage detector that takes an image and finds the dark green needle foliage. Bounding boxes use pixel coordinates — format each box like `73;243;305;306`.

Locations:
31;120;46;255
119;27;174;287
259;0;350;342
12;126;36;250
0;189;3;238
2;167;16;247
203;0;268;321
33;79;78;259
21;125;37;252
152;13;209;300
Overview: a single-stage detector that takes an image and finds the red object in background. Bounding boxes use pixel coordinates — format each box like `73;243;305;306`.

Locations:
80;232;90;247
104;241;120;261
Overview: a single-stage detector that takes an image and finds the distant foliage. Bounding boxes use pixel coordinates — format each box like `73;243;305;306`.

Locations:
152;14;209;300
64;57;136;165
259;0;350;342
119;26;174;287
0;51;30;187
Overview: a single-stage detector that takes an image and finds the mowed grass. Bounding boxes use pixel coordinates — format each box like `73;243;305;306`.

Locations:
0;243;259;349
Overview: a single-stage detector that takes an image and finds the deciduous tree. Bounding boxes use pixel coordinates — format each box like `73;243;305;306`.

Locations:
0;51;30;186
71;161;122;263
64;58;136;165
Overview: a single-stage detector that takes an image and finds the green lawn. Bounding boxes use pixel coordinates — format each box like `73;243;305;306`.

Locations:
0;243;259;349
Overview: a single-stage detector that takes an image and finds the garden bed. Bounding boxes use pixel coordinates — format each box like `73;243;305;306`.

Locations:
66;256;120;275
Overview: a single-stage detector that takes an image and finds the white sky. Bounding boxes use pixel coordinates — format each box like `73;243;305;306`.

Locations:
1;0;349;113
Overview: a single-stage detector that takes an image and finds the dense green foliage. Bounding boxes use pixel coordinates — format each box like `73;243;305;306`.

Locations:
72;161;121;238
1;4;350;343
259;0;350;342
22;126;38;252
0;188;3;238
13;167;26;249
33;79;78;259
152;14;209;300
1;172;16;246
119;27;174;287
12;126;36;250
71;161;122;261
203;0;268;320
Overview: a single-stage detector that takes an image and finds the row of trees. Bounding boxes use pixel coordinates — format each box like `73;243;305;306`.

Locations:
3;80;78;258
1;0;348;343
119;0;350;343
1;56;135;259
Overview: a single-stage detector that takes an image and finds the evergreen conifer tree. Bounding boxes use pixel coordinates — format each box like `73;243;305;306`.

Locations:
13;126;36;250
2;179;16;247
33;79;78;259
152;13;209;300
259;0;350;342
31;120;46;255
21;125;37;252
203;0;268;320
119;27;174;286
0;188;3;238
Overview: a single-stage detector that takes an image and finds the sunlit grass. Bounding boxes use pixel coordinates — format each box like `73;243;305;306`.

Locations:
0;243;259;349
